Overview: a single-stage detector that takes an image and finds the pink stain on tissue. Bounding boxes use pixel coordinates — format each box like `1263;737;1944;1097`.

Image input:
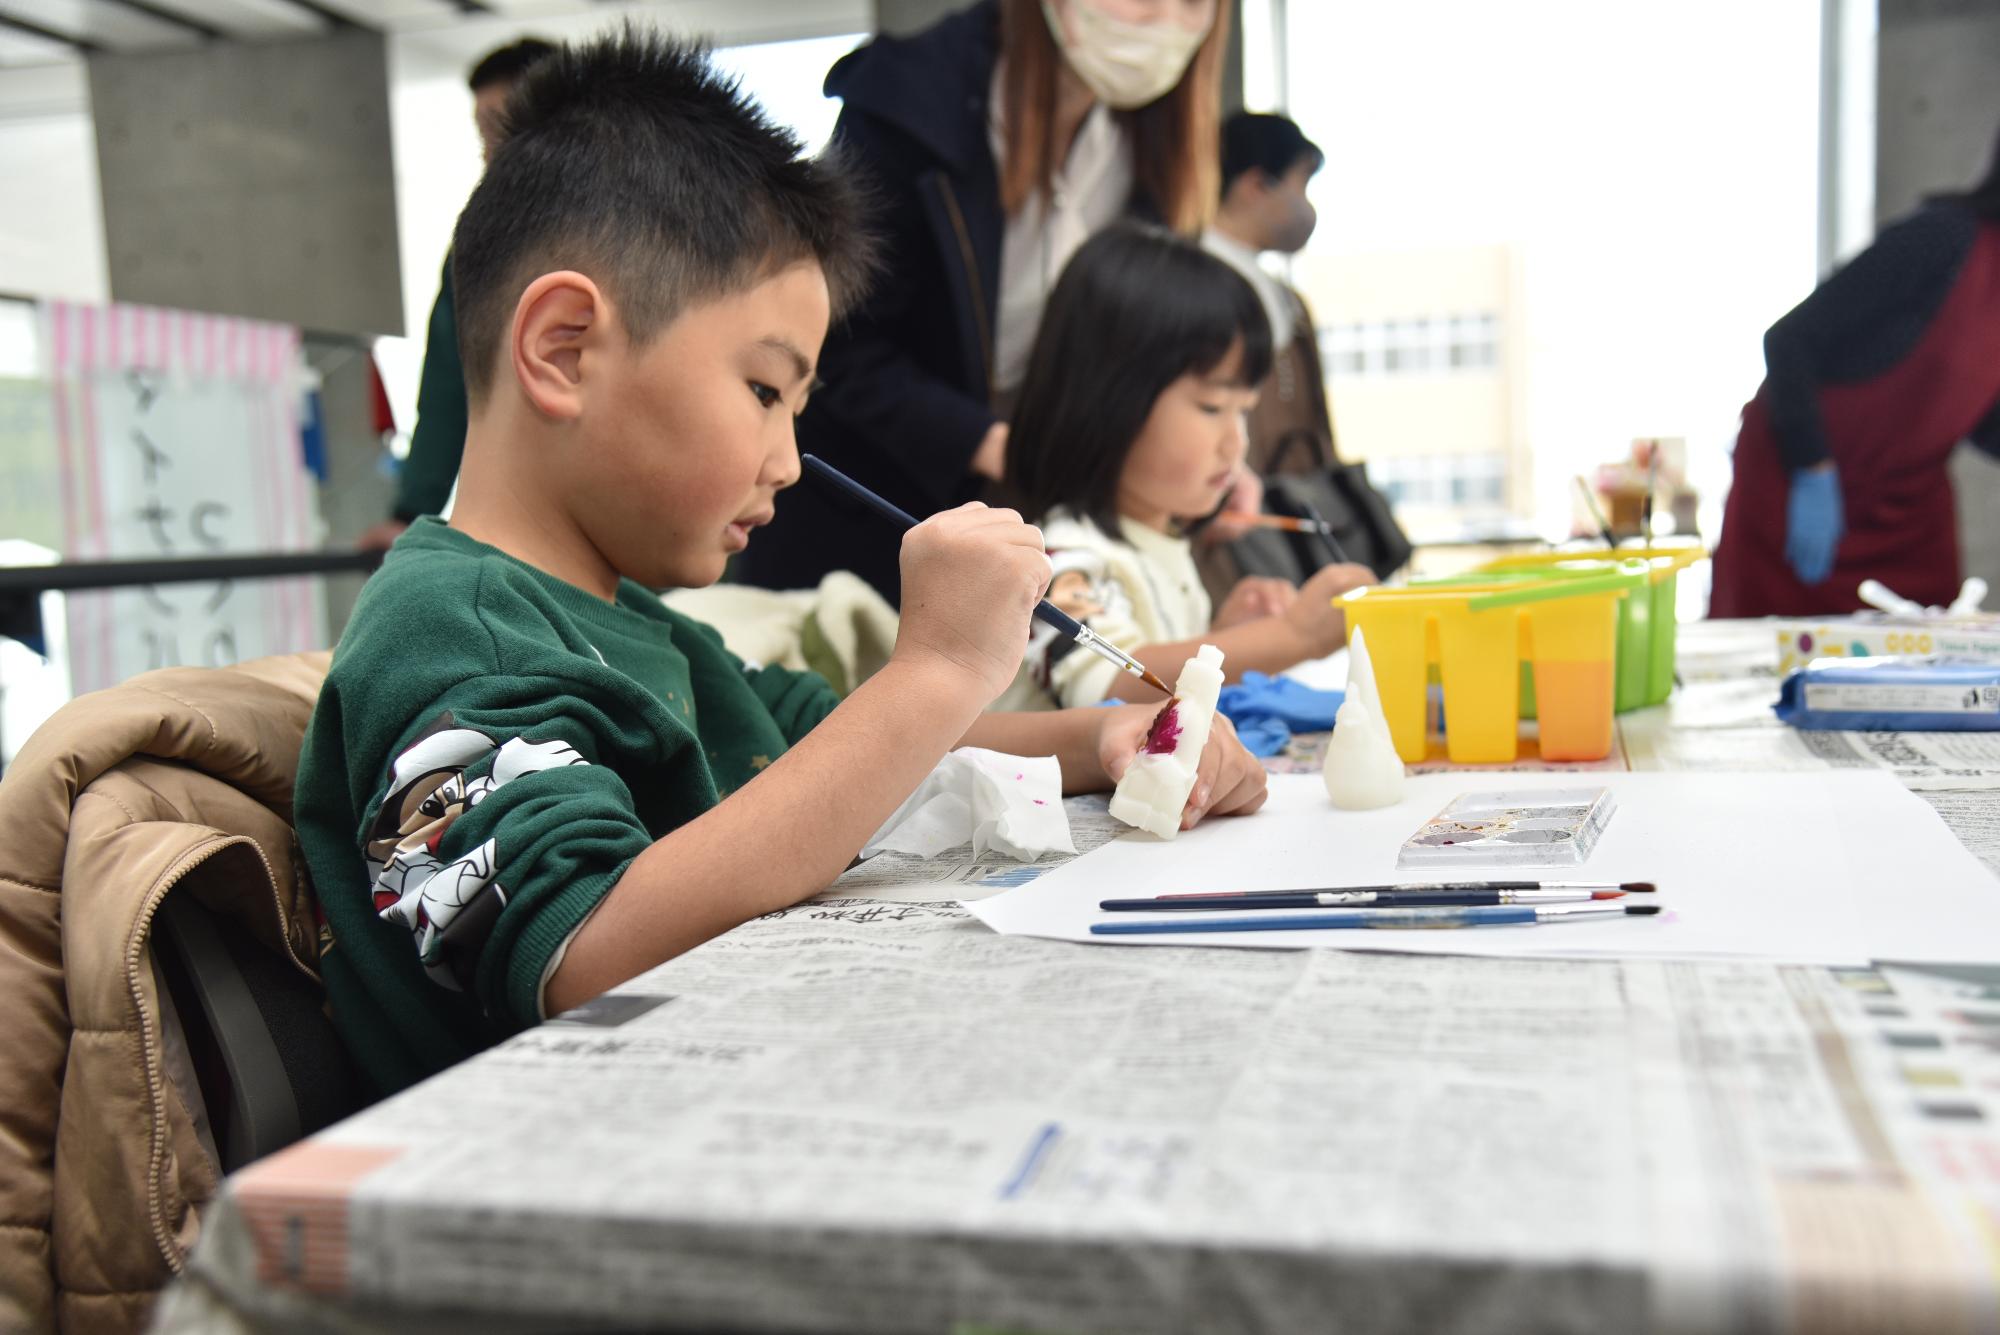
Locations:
1141;699;1183;755
1033;798;1047;806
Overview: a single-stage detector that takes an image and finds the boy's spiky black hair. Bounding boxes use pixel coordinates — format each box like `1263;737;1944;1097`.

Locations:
452;26;876;399
467;38;556;93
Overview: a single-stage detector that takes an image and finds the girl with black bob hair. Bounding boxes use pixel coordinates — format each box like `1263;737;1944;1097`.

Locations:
994;224;1375;712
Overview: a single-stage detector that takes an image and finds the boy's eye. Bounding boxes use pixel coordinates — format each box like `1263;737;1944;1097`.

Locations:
749;382;782;409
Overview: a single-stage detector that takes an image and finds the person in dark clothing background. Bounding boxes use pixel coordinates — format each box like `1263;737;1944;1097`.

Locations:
358;37;557;552
738;0;1229;601
1711;125;2000;617
1203;112;1333;478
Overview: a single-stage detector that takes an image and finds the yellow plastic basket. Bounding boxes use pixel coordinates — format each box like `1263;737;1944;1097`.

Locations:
1339;569;1643;763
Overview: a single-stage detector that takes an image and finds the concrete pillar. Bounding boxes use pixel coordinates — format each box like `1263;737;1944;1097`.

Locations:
306;335;397;639
87;29;404;339
876;0;960;36
86;30;407;642
1877;0;2000;594
1876;0;2000;222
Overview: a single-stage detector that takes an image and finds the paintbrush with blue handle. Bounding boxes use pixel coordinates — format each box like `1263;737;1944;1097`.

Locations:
799;454;1172;698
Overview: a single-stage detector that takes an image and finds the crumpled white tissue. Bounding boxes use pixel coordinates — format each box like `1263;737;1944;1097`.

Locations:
862;748;1076;861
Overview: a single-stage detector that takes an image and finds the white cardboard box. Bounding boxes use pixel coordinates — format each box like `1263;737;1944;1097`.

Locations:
1774;615;2000;675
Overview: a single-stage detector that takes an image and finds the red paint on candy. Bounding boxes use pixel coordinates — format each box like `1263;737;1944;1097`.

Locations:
1141;699;1183;755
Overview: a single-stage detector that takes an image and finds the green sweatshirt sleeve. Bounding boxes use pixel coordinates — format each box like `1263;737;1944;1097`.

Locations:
392;259;470;521
356;680;656;1031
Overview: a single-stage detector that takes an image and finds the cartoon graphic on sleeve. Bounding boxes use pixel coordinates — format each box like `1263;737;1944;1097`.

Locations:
1028;548;1130;691
365;714;587;992
1046;566;1107;621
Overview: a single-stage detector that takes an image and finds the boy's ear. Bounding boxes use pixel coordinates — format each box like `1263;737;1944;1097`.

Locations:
510;271;610;422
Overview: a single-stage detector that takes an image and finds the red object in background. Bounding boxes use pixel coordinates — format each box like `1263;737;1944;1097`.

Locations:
1712;226;2000;617
367;352;397;438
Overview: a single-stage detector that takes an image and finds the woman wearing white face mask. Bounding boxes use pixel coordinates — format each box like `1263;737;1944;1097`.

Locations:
741;0;1228;603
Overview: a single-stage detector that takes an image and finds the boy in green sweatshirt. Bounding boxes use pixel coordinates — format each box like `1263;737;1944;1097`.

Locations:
294;29;1268;1095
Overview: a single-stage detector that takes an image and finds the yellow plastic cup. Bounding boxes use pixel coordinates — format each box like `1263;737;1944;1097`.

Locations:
1340;571;1636;763
1474;545;1707;709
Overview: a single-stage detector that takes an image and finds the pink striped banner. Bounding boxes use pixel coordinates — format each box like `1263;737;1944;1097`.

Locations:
42;300;322;690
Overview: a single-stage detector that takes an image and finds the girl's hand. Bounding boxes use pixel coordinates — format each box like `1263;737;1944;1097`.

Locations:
1283;562;1378;658
1214;575;1296;629
1096;706;1269;830
1198;468;1265;545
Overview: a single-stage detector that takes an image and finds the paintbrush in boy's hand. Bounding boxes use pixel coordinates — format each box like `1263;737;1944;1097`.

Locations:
799;454;1172;698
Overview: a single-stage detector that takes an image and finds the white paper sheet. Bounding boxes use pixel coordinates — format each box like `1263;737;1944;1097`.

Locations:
967;771;2000;965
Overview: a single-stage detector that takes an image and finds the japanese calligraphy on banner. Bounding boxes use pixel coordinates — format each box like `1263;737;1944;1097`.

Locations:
44;301;324;693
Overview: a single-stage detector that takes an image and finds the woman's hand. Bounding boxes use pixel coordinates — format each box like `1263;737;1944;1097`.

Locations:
970;421;1010;482
356;518;409;552
1198;467;1264;545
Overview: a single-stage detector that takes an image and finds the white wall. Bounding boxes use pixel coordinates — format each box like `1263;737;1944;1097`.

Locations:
1286;0;1822;545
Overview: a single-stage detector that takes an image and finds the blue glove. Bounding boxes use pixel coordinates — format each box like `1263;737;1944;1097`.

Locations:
1785;466;1843;586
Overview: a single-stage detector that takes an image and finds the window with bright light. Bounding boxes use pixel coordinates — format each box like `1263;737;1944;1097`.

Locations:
709;33;867;156
1280;0;1822;544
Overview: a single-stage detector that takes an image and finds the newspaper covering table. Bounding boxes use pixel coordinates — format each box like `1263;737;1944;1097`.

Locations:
157;619;2000;1334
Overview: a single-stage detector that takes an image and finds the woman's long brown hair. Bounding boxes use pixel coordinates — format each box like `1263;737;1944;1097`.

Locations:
995;0;1228;235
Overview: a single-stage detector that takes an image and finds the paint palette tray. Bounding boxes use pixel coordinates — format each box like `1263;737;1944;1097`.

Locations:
1396;788;1617;869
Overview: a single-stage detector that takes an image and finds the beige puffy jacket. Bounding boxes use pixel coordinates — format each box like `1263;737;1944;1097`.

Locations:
0;652;329;1333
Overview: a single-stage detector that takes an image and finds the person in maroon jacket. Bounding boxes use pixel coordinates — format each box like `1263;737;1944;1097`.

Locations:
1712;128;2000;617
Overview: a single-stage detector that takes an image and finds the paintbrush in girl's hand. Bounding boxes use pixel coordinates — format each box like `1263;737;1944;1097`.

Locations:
1226;511;1355;563
1293;499;1355;565
799;454;1172;698
1241;513;1336;534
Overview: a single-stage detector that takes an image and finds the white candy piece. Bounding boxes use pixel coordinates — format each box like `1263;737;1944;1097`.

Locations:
1322;626;1405;810
1107;644;1226;840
